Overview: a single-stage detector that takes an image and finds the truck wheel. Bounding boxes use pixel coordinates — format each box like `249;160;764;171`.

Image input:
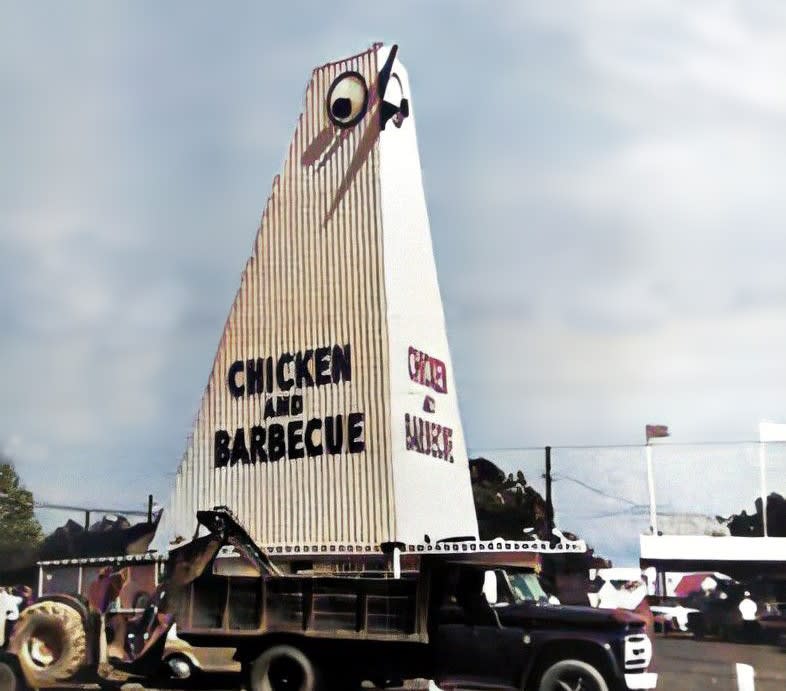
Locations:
0;660;23;691
249;645;319;691
9;601;87;686
538;659;609;691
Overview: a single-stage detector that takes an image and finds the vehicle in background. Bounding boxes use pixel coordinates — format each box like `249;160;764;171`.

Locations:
586;568;656;640
685;578;786;643
589;569;649;611
757;605;786;646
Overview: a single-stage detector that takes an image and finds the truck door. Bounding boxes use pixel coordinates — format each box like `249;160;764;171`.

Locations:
430;566;526;689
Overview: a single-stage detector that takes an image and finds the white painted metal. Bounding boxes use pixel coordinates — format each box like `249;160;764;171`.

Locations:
736;663;755;691
37;553;167;567
645;444;657;536
262;537;585;557
758;422;786;442
377;46;477;544
641;534;786;561
154;44;479;552
624;672;658;689
757;421;786;538
759;442;768;536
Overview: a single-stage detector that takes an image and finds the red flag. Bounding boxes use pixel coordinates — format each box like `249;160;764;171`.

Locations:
646;424;669;442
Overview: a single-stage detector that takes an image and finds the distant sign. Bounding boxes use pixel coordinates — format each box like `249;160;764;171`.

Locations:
408;346;447;394
759;422;786;442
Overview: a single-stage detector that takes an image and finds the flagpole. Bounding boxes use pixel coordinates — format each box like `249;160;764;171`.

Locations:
645;424;668;536
646;441;658;536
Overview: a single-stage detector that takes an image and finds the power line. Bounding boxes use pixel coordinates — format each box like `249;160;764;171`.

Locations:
469;439;769;452
34;502;150;517
552;473;644;508
577;507;651;520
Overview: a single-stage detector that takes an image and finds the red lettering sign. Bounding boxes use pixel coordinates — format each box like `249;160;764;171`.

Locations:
408;346;447;394
404;413;454;462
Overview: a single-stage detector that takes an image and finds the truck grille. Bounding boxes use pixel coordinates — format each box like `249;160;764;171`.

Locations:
624;633;652;671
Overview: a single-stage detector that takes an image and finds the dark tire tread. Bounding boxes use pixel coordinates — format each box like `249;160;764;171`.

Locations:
537;658;610;691
248;645;319;691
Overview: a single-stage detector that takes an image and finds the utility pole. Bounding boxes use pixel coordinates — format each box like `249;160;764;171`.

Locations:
544;446;554;534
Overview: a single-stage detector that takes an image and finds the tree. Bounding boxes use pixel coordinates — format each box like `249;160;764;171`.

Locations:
0;455;43;549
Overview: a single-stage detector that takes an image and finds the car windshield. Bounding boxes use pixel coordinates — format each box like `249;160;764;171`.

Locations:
507;571;549;604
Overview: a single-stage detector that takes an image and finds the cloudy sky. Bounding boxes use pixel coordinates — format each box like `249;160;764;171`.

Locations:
2;2;786;555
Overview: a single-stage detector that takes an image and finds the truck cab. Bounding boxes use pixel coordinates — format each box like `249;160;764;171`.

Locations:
424;556;656;691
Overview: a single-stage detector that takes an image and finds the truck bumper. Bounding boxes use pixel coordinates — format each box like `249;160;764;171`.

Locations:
625;672;658;689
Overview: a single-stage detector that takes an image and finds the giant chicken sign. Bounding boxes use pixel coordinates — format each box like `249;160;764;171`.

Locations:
156;44;479;552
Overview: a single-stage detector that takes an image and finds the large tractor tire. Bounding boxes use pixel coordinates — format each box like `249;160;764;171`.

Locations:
8;600;87;687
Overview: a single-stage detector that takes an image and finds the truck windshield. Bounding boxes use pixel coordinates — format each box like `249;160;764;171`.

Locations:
507;572;549;604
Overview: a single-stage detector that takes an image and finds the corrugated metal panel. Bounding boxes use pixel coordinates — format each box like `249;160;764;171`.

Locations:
163;46;395;549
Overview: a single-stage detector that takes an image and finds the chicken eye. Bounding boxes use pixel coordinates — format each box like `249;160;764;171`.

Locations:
326;72;368;127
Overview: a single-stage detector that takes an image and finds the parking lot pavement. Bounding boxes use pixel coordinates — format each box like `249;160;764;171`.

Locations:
655;636;786;691
367;640;786;691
